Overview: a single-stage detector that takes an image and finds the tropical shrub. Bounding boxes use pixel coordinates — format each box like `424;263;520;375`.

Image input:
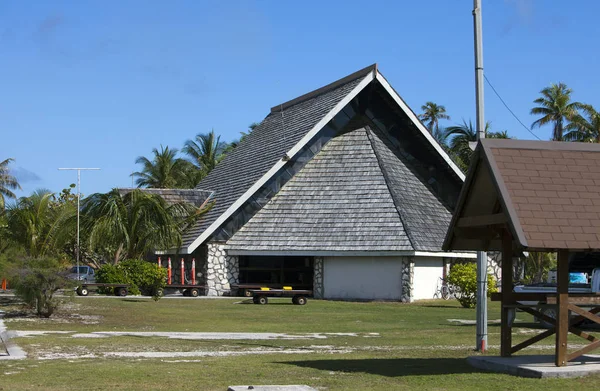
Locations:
10;257;75;318
96;259;167;299
447;262;497;308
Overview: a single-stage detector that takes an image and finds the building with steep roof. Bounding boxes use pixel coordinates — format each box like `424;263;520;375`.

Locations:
165;64;474;301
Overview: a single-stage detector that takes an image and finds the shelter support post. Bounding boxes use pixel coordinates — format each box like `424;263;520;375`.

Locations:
500;229;513;357
556;249;569;366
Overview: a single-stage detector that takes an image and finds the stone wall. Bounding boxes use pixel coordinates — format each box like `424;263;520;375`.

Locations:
313;257;324;299
401;257;414;303
205;242;239;296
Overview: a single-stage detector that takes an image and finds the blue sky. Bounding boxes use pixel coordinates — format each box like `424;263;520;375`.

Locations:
2;0;599;197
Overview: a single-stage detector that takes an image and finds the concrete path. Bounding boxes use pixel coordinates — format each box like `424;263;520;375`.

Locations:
0;311;26;360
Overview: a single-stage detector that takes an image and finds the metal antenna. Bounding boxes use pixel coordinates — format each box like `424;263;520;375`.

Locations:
58;167;100;281
473;0;488;352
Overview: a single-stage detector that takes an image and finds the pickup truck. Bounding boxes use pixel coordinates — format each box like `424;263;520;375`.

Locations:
514;268;600;326
66;266;96;283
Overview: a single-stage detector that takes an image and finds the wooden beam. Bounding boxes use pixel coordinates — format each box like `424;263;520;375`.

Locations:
547;295;600;305
501;229;513;357
568;340;600;362
556;249;570;367
569;307;600;327
493;292;554;302
568;304;600;325
452;227;498;240
457;213;507;227
511;329;555;354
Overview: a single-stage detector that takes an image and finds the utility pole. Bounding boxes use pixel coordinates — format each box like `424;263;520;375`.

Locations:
473;0;487;352
58;168;100;281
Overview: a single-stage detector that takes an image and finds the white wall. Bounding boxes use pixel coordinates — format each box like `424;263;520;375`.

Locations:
323;256;403;300
413;257;444;300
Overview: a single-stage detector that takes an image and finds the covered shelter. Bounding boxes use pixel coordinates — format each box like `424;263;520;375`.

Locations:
444;138;600;367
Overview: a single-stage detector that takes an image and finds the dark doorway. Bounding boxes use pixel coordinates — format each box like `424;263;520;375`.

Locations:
238;256;313;290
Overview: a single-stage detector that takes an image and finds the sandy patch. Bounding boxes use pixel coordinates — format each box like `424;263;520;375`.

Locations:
13;331;73;337
69;331;376;340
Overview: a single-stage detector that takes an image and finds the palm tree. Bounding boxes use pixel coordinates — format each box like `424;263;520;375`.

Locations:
563;104;600;143
183;130;227;179
133;145;191;188
445;120;509;171
6;189;74;257
0;158;21;210
223;123;259;154
531;82;582;141
419;102;450;134
81;189;208;263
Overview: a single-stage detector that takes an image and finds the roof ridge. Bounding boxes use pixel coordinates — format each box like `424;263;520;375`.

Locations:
270;64;377;113
363;124;416;251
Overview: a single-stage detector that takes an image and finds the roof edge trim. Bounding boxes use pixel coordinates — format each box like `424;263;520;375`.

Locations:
225;249;477;258
374;72;466;181
186;70;377;254
270;64;377;113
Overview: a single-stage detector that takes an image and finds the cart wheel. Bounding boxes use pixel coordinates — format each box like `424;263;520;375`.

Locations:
77;287;88;296
116;287;128;297
156;288;164;297
182;289;190;297
258;296;268;305
189;288;200;297
295;296;307;305
243;289;253;297
252;296;260;304
292;296;298;305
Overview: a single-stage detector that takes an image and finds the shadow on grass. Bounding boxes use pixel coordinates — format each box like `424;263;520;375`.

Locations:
280;357;480;377
419;304;467;309
121;299;150;303
236;300;303;306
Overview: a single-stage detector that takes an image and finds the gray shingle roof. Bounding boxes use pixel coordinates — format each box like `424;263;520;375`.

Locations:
182;70;370;248
367;126;453;251
117;188;212;208
225;121;454;253
225;127;413;252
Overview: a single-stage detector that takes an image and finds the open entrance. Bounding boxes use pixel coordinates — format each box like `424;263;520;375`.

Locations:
237;256;314;295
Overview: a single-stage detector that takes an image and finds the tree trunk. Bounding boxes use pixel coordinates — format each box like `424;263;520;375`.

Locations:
113;243;124;265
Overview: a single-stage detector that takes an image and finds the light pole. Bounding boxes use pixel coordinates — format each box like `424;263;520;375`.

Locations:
58;167;100;281
473;0;488;352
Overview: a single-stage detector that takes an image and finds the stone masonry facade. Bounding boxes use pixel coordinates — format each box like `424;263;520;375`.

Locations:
313;257;324;299
401;257;414;303
205;242;239;296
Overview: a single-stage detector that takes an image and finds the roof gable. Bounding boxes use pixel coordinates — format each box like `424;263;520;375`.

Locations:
444;139;600;252
183;64;465;253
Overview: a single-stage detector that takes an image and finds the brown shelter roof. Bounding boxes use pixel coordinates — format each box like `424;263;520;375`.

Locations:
443;139;600;252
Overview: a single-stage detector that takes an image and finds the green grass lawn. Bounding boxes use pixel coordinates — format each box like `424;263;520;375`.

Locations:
0;295;598;390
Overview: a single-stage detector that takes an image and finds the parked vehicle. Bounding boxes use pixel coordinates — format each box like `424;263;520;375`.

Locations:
67;266;96;282
514;268;600;327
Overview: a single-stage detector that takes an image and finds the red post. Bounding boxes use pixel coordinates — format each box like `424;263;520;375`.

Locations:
180;258;185;285
157;256;161;268
167;257;172;285
1;278;6;290
191;259;196;285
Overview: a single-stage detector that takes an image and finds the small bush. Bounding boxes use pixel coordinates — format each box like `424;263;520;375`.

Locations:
96;260;167;299
95;263;135;294
446;263;497;308
9;257;75;318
